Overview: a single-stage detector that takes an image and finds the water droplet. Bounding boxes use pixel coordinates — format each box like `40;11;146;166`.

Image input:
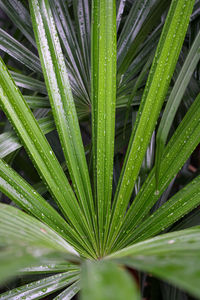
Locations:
168;239;175;244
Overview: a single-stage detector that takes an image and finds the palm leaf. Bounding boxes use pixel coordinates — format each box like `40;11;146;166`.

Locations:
0;57;96;257
109;227;200;299
106;0;195;252
117;92;200;248
0;203;78;255
91;0;116;254
20;261;79;275
155;30;200;184
54;281;80;300
115;173;200;249
0;272;80;300
0;159;91;255
81;260;139;300
29;0;97;252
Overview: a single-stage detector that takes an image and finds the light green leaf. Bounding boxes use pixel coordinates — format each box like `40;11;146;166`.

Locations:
109;227;200;258
81;261;140;300
109;228;200;299
0;271;80;300
0;203;80;284
0;203;79;256
0;246;38;285
54;280;80;300
20;261;80;274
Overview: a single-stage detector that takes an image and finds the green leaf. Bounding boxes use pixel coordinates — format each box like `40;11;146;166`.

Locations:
116;92;200;249
20;261;80;274
123;49;155;136
0;58;96;258
0;246;38;285
81;261;140;300
109;227;200;257
0;203;80;284
127;174;200;245
91;0;117;254
106;0;195;252
54;280;80;300
29;0;97;252
0;271;80;300
0;203;79;256
24;95;50;108
109;228;200;299
0;159;90;255
155;30;200;185
0;29;42;74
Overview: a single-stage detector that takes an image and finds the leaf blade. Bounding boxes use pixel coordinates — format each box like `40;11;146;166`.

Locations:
0;57;96;258
29;0;97;252
91;0;117;254
155;30;200;184
0;272;80;300
109;228;200;299
106;0;195;252
116;92;200;249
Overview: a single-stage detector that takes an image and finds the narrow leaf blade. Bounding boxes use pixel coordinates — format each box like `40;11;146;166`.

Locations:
91;0;117;254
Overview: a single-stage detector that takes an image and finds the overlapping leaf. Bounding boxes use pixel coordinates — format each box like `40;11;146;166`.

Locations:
29;0;97;253
109;228;200;298
106;0;195;253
